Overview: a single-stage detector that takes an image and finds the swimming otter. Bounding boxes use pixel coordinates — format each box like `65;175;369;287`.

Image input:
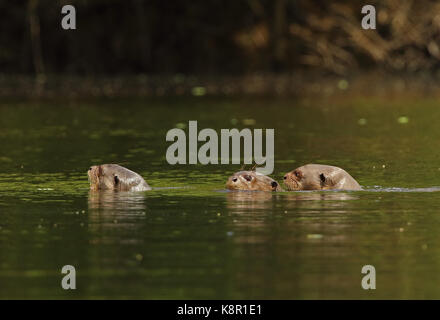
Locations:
283;164;361;191
226;171;283;191
88;164;151;191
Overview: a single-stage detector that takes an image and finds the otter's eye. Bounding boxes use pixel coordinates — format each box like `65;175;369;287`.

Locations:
294;171;301;178
243;175;252;182
232;178;238;182
88;167;92;171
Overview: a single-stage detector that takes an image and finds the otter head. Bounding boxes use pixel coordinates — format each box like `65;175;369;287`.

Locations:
283;165;328;191
226;171;280;191
88;164;123;191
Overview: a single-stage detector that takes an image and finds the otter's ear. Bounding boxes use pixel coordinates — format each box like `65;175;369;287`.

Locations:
114;175;119;185
243;174;253;182
319;173;326;184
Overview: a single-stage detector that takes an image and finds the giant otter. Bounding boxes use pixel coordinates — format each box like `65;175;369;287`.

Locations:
283;164;361;191
88;164;151;191
226;171;283;191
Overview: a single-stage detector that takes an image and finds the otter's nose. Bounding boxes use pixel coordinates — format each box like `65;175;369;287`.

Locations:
232;178;238;182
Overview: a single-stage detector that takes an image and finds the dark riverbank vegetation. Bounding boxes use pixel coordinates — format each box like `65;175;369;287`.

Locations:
2;73;440;98
2;1;440;97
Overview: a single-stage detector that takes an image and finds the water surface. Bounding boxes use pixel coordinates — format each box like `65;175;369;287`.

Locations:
1;97;440;299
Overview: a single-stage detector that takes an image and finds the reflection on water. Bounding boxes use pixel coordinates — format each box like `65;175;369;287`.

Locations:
87;190;148;245
226;191;275;210
226;190;358;212
282;191;358;201
88;190;147;212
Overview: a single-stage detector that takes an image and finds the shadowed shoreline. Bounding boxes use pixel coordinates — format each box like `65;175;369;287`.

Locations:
2;72;440;99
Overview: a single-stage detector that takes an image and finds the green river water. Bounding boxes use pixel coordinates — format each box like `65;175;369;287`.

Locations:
1;97;440;299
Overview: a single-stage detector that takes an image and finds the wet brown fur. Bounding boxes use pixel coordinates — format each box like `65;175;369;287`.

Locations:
226;171;283;191
283;164;361;191
88;164;151;191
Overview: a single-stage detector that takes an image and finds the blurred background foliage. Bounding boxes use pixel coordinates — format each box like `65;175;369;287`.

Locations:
2;0;440;96
3;0;440;75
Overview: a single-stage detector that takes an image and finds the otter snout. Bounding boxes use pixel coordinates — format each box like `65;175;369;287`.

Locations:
283;171;300;191
284;172;295;182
